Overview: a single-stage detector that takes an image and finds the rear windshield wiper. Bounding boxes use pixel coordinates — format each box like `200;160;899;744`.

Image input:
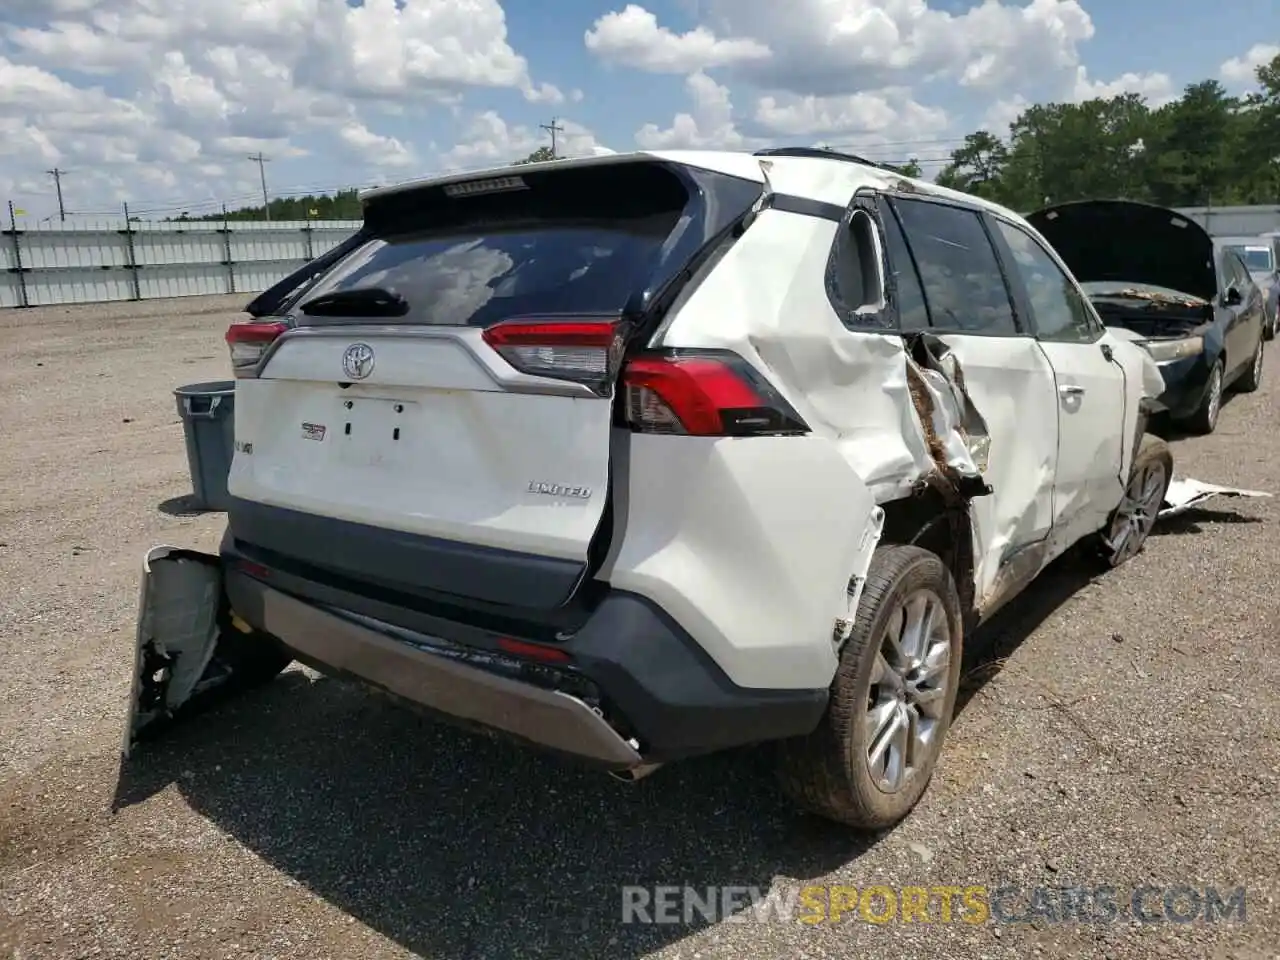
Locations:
300;287;410;317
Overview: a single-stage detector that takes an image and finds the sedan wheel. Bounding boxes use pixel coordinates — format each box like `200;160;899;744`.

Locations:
1235;338;1264;394
1183;360;1223;435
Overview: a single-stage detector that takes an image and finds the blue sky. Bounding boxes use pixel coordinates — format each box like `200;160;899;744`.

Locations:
503;0;1276;149
0;0;1275;218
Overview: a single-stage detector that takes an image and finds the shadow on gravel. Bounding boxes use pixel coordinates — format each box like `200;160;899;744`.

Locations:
1150;506;1264;536
156;495;216;518
955;497;1268;715
1146;401;1244;441
113;675;876;959
954;550;1102;717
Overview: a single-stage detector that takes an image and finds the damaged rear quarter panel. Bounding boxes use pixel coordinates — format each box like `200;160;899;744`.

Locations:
624;203;1046;683
651;192;1104;623
659;208;944;502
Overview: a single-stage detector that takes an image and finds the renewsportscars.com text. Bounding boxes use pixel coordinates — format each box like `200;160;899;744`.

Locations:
621;884;1247;926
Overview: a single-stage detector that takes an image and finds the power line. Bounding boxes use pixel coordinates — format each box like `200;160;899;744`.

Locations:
46;168;67;221
539;117;565;158
247;152;272;221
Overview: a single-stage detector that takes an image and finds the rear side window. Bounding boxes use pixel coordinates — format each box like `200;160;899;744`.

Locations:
294;162;745;327
891;198;1017;335
879;201;931;332
1226;245;1274;273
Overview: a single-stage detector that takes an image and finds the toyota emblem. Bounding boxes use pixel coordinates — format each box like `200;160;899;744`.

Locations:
342;342;375;380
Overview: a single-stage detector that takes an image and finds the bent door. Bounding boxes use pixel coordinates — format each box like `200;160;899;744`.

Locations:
881;195;1060;607
989;217;1126;550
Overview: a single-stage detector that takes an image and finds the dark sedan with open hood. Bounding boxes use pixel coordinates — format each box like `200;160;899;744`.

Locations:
1027;199;1267;434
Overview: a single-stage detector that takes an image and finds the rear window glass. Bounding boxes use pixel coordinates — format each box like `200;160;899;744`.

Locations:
295;161;696;326
297;222;676;326
1225;245;1274;272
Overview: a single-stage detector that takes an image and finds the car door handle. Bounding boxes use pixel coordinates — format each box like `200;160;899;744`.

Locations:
1059;385;1085;397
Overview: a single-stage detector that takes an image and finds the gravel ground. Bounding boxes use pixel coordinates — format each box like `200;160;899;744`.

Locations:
1;295;1277;960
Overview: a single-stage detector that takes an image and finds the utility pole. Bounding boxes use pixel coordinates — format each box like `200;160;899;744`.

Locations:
248;152;271;221
539;117;565;158
46;168;67;221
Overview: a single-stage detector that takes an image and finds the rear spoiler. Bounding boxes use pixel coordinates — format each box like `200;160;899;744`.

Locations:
243;225;372;318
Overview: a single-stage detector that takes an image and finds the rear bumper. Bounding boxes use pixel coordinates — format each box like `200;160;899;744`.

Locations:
221;542;829;766
227;571;644;766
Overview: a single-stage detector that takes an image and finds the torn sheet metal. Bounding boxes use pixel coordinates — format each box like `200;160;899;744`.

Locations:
1158;478;1272;518
905;334;993;492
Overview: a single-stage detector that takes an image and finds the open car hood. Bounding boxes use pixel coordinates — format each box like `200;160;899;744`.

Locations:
1026;200;1217;304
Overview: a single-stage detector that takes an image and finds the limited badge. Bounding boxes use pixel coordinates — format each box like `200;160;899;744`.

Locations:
301;422;326;441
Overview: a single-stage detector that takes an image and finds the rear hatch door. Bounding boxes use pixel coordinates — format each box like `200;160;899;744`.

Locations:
227;157;762;609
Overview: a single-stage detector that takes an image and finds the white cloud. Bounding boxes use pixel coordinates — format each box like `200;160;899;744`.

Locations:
440;111;612;170
587;0;1095;96
585;4;771;74
635;71;748;149
523;82;566;104
754;89;949;141
0;0;560;215
1070;66;1176;105
338;122;416;168
1220;43;1279;87
632;67;951;159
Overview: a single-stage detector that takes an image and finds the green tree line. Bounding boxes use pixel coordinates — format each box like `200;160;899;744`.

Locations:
175;188;363;222
936;52;1280;211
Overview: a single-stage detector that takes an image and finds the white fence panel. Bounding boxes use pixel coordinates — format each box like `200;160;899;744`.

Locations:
2;218;362;308
1175;205;1280;238
25;269;134;306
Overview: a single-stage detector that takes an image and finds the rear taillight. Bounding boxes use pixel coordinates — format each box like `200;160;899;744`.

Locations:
621;351;810;437
481;319;627;393
225;320;290;378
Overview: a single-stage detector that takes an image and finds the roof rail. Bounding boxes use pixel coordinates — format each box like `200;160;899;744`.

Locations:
753;146;895;171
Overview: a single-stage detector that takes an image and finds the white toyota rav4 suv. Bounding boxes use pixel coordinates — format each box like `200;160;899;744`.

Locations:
130;148;1172;829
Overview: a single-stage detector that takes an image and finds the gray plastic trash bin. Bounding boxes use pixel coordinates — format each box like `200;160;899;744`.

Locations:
174;380;236;512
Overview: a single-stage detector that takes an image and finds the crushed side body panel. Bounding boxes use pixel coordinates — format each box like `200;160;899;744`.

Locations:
624;201;1016;686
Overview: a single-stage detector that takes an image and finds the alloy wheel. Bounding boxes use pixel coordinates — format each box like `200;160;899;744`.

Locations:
1204;364;1223;430
1106;459;1168;565
864;589;952;793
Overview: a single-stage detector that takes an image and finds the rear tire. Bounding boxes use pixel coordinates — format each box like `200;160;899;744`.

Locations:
1235;337;1264;394
1096;433;1173;568
777;545;963;829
